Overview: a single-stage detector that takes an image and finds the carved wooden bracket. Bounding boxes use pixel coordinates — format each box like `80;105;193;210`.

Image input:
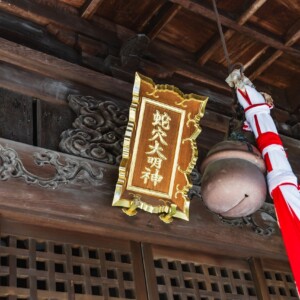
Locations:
0;143;104;188
59;95;129;165
218;203;277;236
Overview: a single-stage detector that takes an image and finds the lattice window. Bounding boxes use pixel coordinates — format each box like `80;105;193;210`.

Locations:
264;268;298;299
0;233;137;299
153;258;258;300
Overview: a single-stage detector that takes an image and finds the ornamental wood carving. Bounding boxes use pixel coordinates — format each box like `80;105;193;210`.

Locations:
219;202;277;236
113;73;208;223
59;95;128;165
0;144;104;187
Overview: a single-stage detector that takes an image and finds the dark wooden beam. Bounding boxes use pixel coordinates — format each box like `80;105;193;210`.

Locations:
169;0;300;59
249;20;300;80
144;3;181;40
0;61;118;105
0;10;80;63
81;0;104;19
197;0;268;65
0;138;286;260
0;0;121;47
0;37;132;101
0;42;232;134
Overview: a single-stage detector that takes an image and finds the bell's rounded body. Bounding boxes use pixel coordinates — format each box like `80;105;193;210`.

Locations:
200;140;267;218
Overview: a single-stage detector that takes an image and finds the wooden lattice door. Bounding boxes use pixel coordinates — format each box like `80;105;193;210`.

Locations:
141;245;298;300
0;220;298;300
0;220;147;300
261;258;298;299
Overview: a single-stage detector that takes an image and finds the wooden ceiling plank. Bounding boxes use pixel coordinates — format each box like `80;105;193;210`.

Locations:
197;0;268;65
169;0;300;59
249;20;300;80
249;50;283;80
197;30;235;66
81;0;104;19
146;3;181;40
137;3;165;32
237;0;268;25
244;45;269;70
285;19;300;46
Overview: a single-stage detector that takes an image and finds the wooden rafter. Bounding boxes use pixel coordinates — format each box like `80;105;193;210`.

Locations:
144;3;181;40
249;20;300;80
197;0;268;65
137;3;164;32
0;0;120;47
81;0;104;19
169;0;300;59
244;46;268;70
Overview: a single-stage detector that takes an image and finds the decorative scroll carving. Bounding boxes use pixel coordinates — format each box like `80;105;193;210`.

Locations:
218;203;277;236
0;144;104;188
59;95;129;165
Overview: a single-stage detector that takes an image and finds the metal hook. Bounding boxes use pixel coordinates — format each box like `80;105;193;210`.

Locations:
229;62;245;75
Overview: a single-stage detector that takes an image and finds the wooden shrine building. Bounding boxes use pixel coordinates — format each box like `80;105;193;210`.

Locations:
0;0;300;299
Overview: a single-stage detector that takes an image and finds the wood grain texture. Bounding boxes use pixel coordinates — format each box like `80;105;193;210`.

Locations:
249;258;271;300
0;138;287;261
0;88;34;145
0;61;126;106
81;0;104;19
197;0;268;65
0;37;132;101
169;0;300;59
0;0;120;46
145;3;181;40
37;100;76;150
95;0;164;32
250;19;300;80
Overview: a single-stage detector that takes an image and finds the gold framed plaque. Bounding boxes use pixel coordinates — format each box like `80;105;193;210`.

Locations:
113;73;208;223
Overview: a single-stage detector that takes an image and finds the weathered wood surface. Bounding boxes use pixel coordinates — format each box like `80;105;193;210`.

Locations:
168;0;300;59
0;88;34;145
0;37;132;101
37;100;76;150
0;38;300;177
0;61;125;106
0;138;286;260
0;0;299;105
0;0;121;47
197;0;268;65
0;10;80;63
81;0;104;19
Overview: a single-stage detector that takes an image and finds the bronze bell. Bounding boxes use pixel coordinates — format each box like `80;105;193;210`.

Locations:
200;140;267;218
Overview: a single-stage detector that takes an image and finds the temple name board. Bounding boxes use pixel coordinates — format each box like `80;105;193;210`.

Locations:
113;73;207;223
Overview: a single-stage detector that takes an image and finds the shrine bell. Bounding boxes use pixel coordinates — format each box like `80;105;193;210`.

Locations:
200;140;267;218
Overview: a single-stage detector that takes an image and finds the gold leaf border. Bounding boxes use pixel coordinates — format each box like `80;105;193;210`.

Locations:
113;73;208;221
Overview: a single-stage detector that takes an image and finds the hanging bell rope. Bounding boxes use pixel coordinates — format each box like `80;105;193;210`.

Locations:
211;0;232;73
211;0;246;135
211;0;245;77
